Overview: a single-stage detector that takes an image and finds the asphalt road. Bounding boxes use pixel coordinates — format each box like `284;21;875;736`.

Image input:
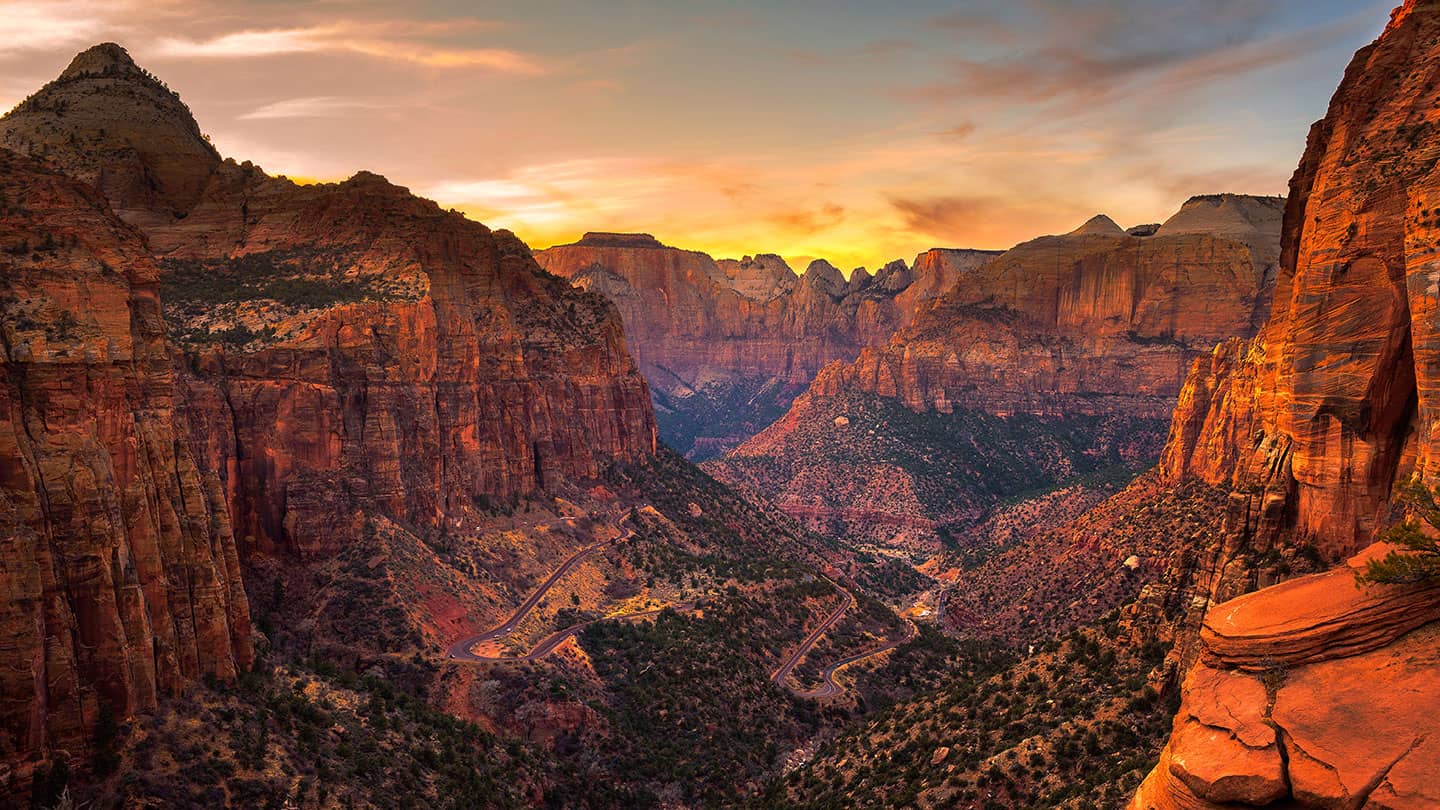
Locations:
788;620;918;699
446;515;633;661
770;588;855;688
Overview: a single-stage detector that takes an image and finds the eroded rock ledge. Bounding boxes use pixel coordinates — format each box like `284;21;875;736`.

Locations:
1131;545;1440;809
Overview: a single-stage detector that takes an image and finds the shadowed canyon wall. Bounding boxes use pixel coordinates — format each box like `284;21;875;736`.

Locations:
534;233;999;459
0;43;657;786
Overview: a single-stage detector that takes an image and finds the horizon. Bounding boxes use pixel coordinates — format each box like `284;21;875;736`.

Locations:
0;1;1393;269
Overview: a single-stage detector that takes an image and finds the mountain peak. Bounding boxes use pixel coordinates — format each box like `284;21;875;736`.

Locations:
58;42;141;80
2;42;219;223
1068;214;1127;237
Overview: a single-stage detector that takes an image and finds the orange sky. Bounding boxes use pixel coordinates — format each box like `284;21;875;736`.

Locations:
0;0;1394;270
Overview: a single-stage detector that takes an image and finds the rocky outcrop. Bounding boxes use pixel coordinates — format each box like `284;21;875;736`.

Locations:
1157;0;1440;558
1132;547;1440;809
716;254;797;301
711;197;1282;542
0;149;252;785
534;233;999;459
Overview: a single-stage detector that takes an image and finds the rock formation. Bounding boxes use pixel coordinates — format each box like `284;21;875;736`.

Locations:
2;44;657;561
1133;548;1440;809
0;42;657;790
1135;3;1440;805
0;149;251;785
534;233;999;458
1157;1;1440;560
710;196;1283;543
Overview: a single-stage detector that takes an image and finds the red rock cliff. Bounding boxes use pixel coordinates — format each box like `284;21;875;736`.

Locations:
533;233;998;458
2;45;657;560
0;150;252;785
1136;4;1440;806
1160;0;1440;559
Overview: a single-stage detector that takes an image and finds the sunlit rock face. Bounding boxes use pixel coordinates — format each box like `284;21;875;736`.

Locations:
708;196;1282;543
534;232;999;459
1160;0;1440;560
1135;3;1440;806
2;43;658;561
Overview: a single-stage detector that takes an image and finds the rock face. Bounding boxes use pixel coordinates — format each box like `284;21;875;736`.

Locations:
0;150;252;782
1158;1;1440;560
534;233;998;459
710;197;1282;543
1136;4;1440;806
0;43;657;788
2;45;657;561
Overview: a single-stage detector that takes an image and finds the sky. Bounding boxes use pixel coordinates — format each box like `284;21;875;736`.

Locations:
0;0;1398;271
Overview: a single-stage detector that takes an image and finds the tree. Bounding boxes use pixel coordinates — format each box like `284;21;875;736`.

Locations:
1357;477;1440;586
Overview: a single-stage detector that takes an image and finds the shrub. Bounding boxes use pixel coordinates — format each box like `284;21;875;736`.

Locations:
1358;477;1440;585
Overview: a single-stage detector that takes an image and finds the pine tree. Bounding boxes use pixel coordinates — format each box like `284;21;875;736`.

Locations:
1357;476;1440;585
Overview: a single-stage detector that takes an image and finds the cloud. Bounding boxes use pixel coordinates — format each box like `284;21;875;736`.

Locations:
0;1;117;54
889;195;990;240
772;203;846;235
154;22;545;73
905;1;1363;114
426;158;676;228
238;96;395;120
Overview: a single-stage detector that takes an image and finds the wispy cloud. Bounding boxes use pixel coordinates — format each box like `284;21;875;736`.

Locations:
154;22;546;74
237;96;396;120
0;0;117;53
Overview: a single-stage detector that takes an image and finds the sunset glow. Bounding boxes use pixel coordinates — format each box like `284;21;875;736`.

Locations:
0;0;1391;270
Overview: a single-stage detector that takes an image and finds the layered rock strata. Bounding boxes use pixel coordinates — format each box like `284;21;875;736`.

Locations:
534;233;999;458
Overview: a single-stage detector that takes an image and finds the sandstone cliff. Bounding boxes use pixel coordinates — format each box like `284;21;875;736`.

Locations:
2;44;657;560
710;196;1282;544
534;233;999;459
0;149;252;785
0;43;659;792
1135;3;1440;805
1158;1;1440;559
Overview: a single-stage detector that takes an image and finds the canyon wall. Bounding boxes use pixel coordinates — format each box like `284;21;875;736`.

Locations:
0;149;252;784
0;43;658;788
1135;3;1440;806
534;233;998;458
709;196;1283;544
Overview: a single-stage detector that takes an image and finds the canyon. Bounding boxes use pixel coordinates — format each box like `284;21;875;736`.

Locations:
708;194;1284;546
534;233;999;459
0;42;655;789
4;1;1440;805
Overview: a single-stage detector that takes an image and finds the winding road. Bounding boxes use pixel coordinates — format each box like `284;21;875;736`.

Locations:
788;619;918;699
450;604;693;662
446;515;634;661
771;581;919;700
770;589;855;687
445;514;913;697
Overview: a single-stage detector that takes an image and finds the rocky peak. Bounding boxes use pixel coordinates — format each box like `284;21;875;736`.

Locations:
1;42;219;225
800;259;848;297
1068;213;1127;236
1154;194;1285;242
870;259;914;293
58;42;143;79
716;253;797;301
